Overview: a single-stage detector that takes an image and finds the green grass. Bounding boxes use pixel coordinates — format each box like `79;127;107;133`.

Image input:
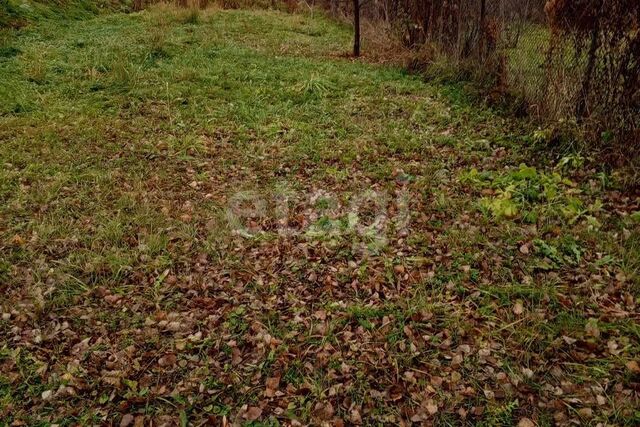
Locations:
0;0;121;28
0;5;638;426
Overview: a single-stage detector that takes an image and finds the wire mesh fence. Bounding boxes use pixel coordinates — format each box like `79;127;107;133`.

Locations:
357;0;551;102
319;0;553;106
546;0;639;149
499;5;550;106
335;0;639;152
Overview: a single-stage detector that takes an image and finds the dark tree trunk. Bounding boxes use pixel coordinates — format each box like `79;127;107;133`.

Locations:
577;24;600;119
353;0;361;57
479;0;487;58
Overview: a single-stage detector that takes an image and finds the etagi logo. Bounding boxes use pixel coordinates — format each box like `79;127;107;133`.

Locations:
226;186;411;254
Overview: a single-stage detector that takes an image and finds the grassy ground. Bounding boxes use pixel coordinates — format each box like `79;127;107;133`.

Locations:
1;5;639;426
0;0;123;28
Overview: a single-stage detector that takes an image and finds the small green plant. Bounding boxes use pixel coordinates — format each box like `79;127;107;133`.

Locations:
482;399;519;426
479;190;519;219
556;153;585;170
531;119;582;153
283;360;304;386
533;236;584;269
463;164;584;223
226;307;249;336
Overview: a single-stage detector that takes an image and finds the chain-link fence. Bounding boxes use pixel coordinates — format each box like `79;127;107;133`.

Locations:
498;2;549;108
326;0;638;153
313;0;551;106
547;0;639;150
350;0;551;103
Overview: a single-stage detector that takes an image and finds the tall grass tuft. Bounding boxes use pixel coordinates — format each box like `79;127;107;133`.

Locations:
180;7;201;24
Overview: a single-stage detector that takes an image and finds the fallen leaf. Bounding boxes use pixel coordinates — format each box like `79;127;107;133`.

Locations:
265;376;280;397
626;360;640;373
314;310;327;321
314;402;334;420
578;407;593;418
158;354;177;367
517;417;535;427
120;414;134;427
10;234;25;246
513;300;524;315
244;406;262;421
451;354;463;366
350;408;362;424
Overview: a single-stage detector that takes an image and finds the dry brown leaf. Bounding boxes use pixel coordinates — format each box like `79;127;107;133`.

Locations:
314;310;327;320
314;402;334;420
426;400;438;415
513;301;524;315
626;360;640;373
578;407;593;418
244;406;262;421
517;417;535;427
119;414;134;427
158;354;177;367
430;376;443;386
350;408;362;424
264;376;280;397
10;234;25;246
